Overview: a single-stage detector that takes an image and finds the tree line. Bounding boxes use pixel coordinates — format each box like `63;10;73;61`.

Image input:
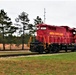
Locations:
0;9;43;50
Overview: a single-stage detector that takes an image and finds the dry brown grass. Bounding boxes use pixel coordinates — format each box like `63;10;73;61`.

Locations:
0;52;76;75
0;60;76;75
0;44;29;50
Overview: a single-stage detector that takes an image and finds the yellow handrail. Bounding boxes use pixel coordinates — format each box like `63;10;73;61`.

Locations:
27;36;33;47
43;36;46;49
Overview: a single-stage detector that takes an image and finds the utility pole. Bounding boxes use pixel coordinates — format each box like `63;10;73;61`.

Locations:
44;8;46;23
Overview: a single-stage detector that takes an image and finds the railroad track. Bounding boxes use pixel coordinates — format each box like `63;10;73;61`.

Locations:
0;53;39;57
0;50;73;58
0;51;39;58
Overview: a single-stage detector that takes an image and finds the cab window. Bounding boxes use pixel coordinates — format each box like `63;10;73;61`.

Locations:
41;27;46;30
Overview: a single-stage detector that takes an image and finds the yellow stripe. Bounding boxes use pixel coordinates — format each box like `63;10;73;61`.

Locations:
50;32;63;36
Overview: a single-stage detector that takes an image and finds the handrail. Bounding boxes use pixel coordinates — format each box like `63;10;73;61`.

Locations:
27;36;33;47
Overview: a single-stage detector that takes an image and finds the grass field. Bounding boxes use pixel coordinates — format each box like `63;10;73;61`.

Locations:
0;52;76;75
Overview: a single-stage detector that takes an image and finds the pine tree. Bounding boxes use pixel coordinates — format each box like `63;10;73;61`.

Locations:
15;11;30;50
0;9;12;50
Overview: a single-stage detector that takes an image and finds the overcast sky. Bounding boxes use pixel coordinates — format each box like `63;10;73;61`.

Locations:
0;0;76;28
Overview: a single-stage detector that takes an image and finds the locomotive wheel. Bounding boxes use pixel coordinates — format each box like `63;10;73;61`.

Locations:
72;47;76;52
48;46;59;53
71;47;76;52
71;49;75;52
48;47;53;53
52;46;59;53
38;46;44;54
44;46;52;54
45;49;49;54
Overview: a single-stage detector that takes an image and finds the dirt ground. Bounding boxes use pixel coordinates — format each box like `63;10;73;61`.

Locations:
0;44;30;50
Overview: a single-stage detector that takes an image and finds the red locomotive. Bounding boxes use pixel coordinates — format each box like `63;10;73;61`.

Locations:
30;24;76;53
